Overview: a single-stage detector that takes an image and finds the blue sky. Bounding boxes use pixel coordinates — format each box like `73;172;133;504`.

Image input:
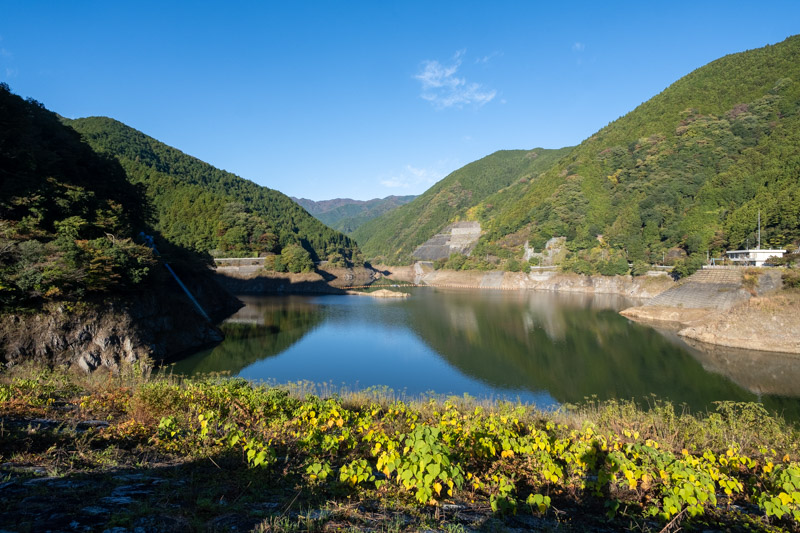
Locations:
2;2;798;201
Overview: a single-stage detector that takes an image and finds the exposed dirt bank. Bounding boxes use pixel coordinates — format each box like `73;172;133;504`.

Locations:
213;266;377;294
620;269;800;355
622;294;800;355
619;306;716;329
346;288;409;298
677;292;800;354
374;264;674;299
0;272;241;372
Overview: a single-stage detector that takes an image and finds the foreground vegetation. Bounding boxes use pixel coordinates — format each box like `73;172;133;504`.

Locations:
1;365;799;531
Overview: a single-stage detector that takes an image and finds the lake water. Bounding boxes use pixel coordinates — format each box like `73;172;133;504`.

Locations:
172;288;800;419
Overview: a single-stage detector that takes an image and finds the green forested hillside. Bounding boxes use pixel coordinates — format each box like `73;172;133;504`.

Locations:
466;35;800;272
67;117;361;264
352;147;573;263
293;195;416;234
357;35;800;271
0;84;159;305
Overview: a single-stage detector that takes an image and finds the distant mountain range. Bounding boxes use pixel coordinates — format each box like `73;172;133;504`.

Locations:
355;35;800;269
292;195;416;235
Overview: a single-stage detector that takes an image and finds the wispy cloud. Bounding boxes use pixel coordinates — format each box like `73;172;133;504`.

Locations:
0;37;16;80
474;51;501;64
414;50;496;109
380;164;444;190
572;42;585;52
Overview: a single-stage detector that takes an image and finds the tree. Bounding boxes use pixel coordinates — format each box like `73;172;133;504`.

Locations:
280;244;313;273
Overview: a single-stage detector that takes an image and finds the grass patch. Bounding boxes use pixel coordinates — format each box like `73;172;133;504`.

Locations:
1;364;799;531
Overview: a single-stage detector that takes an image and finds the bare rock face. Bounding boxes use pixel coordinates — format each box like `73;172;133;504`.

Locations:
0;274;240;372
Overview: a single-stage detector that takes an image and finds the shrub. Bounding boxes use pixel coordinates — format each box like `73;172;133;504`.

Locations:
631;260;650;277
671;256;705;280
561;256;596;275
598;256;630;276
444;253;466;271
280;244;314;273
783;269;800;289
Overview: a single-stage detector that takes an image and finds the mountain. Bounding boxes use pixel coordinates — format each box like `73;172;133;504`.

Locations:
66;117;362;265
0;84;158;305
0;83;243;370
292;195;416;234
351;147;574;264
359;35;800;272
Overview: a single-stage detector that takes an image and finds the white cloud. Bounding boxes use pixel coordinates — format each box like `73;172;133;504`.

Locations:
414;51;496;109
380;164;444;189
0;42;16;79
474;51;501;64
572;42;585;52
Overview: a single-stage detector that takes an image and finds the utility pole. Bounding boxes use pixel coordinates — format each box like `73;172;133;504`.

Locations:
757;210;761;250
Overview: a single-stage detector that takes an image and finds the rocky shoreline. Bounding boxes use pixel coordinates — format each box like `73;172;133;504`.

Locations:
622;295;800;355
620;269;800;355
213;265;377;294
377;264;675;299
0;271;241;373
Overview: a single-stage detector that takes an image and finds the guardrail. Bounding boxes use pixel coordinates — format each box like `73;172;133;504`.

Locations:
213;257;266;266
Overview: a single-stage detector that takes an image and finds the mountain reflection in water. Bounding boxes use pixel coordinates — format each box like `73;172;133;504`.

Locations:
171;289;800;420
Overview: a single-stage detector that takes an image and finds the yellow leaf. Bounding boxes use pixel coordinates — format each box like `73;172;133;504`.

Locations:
779;492;792;506
434;482;442;495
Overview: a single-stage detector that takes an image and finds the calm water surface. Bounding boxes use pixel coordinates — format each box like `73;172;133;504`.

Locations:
173;288;800;418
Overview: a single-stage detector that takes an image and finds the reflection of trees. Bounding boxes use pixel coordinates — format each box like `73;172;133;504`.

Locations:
407;290;793;415
170;296;324;376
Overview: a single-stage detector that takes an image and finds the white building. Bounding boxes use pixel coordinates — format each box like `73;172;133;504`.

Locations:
725;248;785;267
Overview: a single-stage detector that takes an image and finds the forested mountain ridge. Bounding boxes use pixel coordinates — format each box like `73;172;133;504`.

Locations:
352;147;574;264
292;195;416;234
464;35;800;272
66;117;362;265
356;35;800;271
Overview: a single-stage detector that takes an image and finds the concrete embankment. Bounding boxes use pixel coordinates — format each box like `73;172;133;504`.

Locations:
621;269;800;354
